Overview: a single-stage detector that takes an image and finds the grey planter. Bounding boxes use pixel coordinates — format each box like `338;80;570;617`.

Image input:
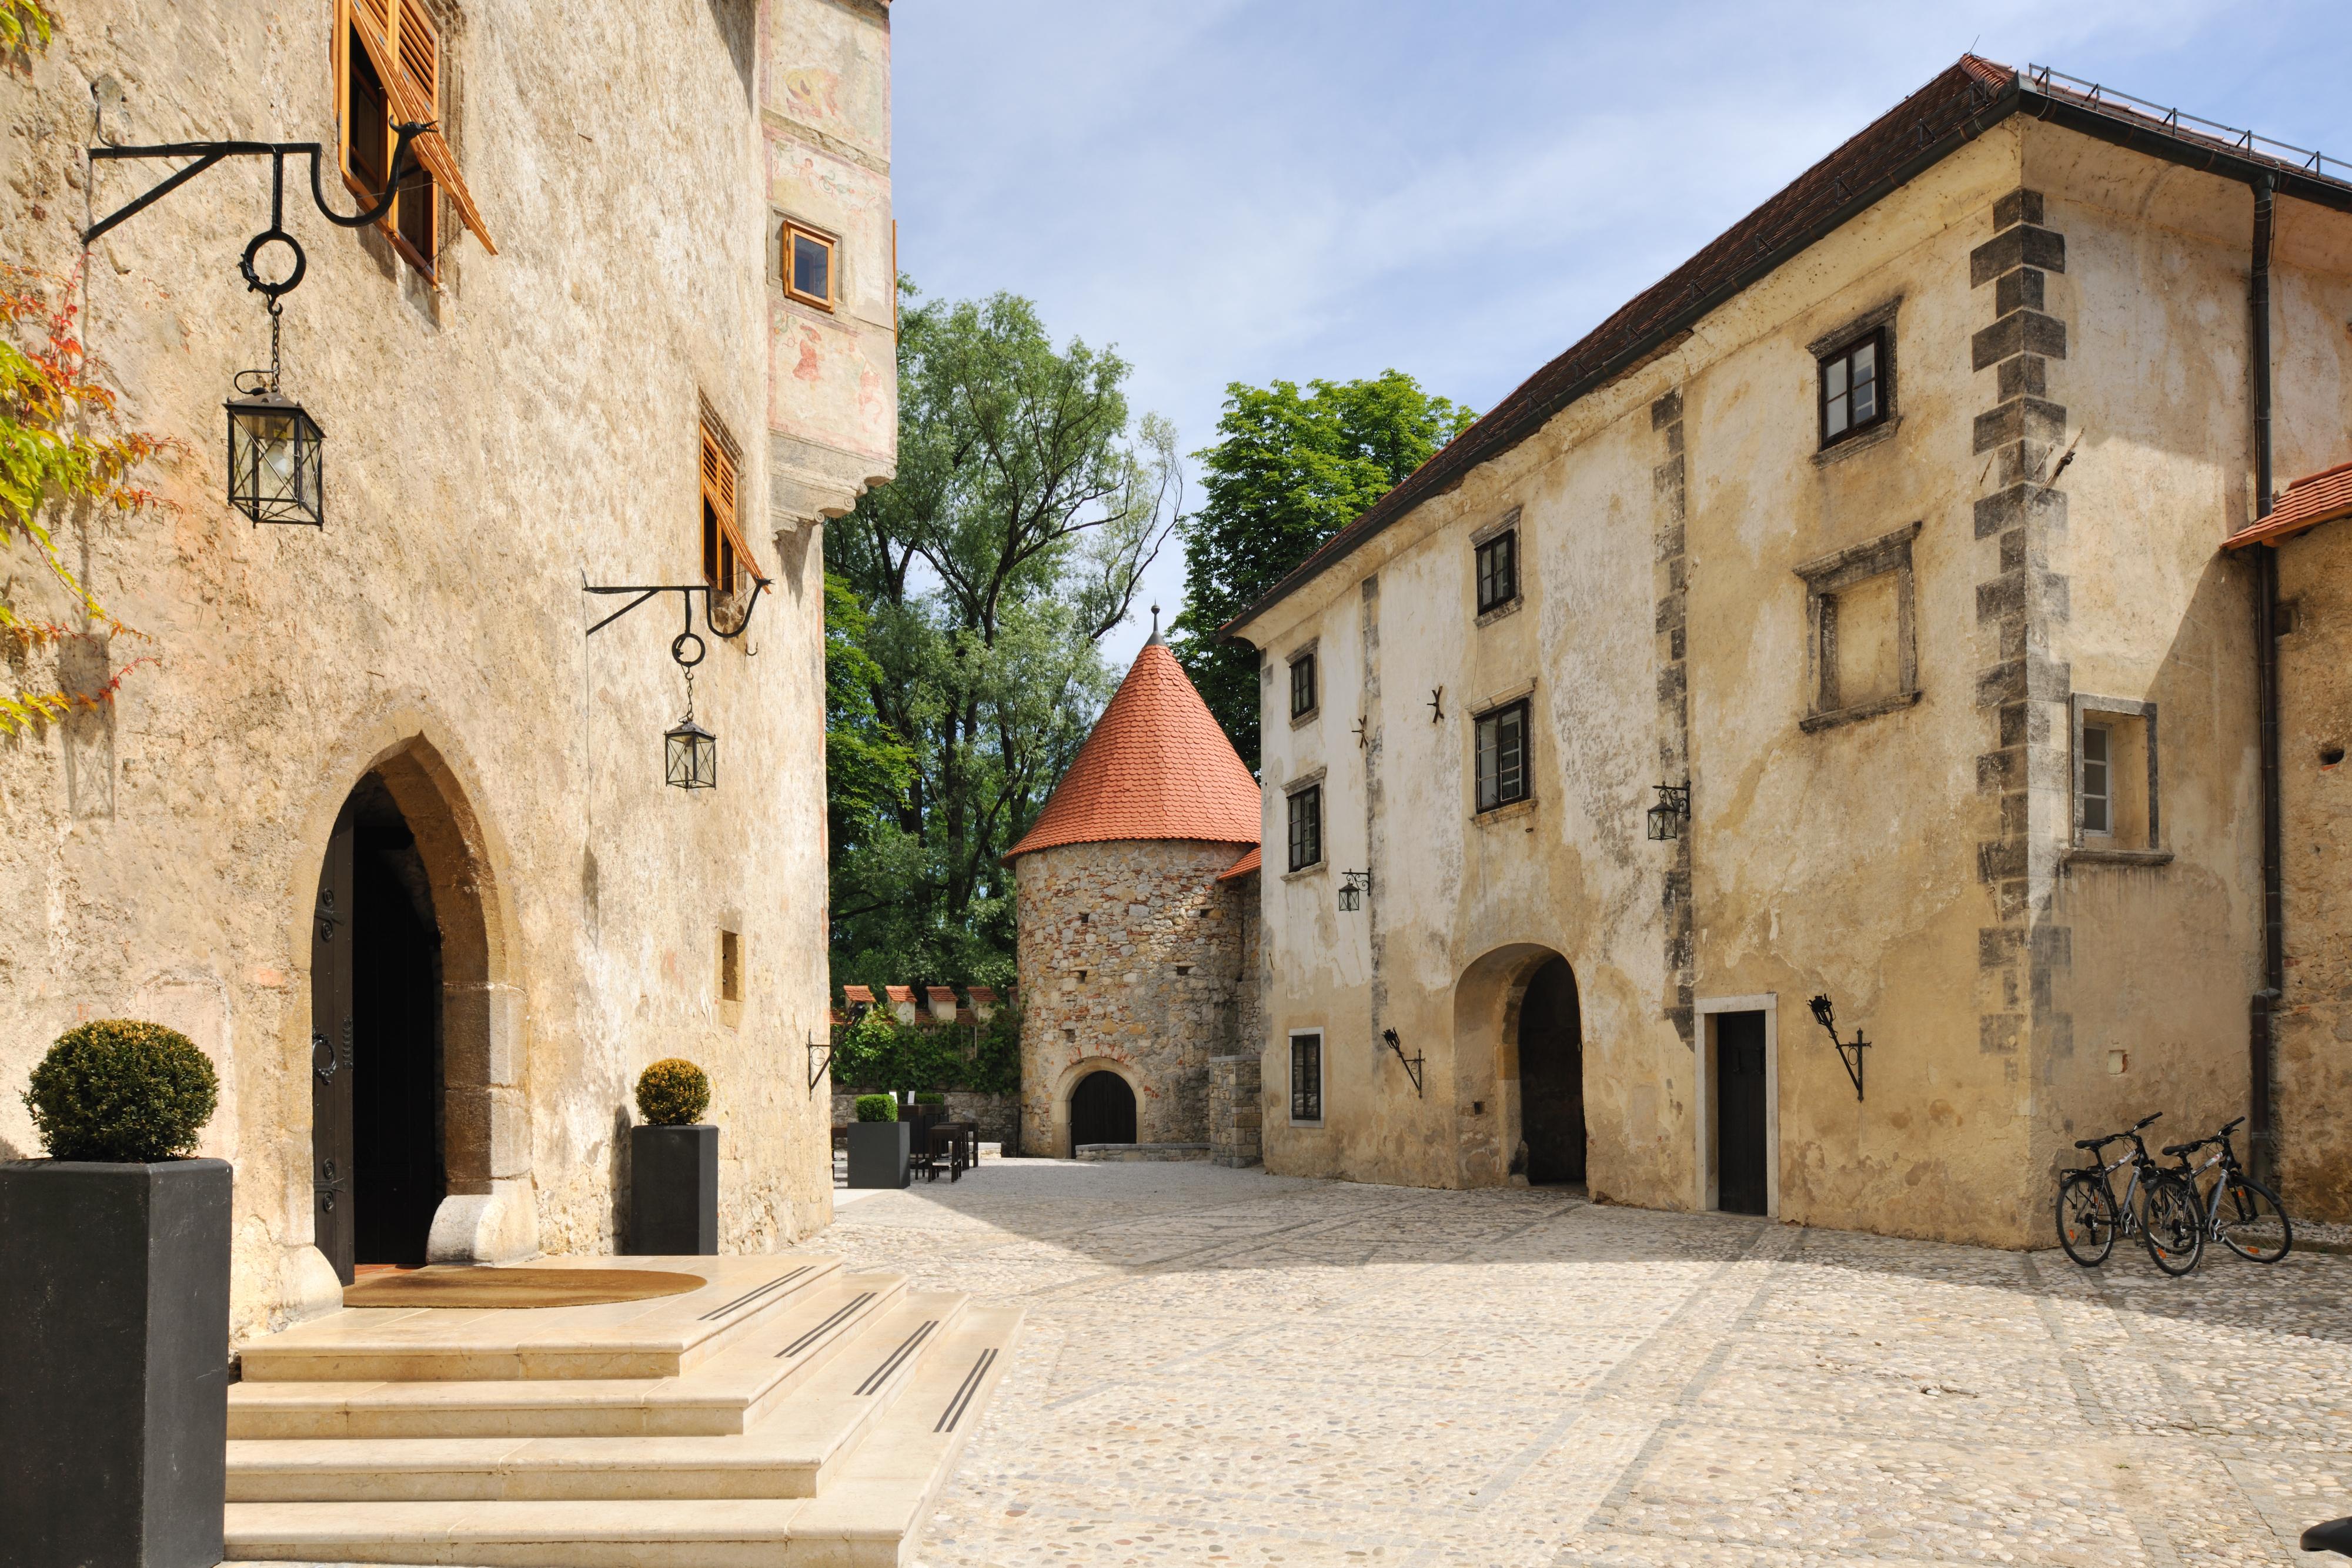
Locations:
0;1158;232;1568
628;1123;719;1255
846;1121;910;1189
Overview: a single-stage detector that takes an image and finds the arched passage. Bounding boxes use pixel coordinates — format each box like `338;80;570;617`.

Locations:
1518;957;1587;1186
1069;1069;1138;1148
1452;942;1585;1188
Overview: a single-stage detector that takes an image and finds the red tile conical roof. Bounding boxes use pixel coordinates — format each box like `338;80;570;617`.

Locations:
1005;638;1261;860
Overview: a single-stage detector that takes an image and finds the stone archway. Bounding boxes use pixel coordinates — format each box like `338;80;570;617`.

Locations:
1452;943;1581;1188
1048;1056;1144;1158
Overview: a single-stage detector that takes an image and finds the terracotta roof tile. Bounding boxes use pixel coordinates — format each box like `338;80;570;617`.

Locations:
1006;641;1262;860
1217;845;1261;882
2224;460;2352;549
841;984;875;1005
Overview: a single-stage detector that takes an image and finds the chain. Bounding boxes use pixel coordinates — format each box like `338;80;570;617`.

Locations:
682;664;695;722
268;299;283;392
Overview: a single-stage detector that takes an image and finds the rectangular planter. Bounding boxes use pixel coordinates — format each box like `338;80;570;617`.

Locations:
627;1124;719;1255
846;1120;910;1189
0;1158;232;1568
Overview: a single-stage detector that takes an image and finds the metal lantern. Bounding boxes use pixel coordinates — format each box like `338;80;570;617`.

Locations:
1338;870;1371;912
665;711;717;791
1646;781;1690;841
225;385;324;527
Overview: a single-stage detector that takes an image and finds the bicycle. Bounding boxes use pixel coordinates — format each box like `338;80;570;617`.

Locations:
2054;1112;2205;1275
2162;1115;2292;1265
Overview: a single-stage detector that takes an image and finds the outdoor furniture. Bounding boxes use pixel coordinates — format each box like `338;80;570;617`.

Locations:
926;1121;977;1182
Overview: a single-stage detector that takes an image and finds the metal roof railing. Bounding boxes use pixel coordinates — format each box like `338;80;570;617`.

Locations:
2026;63;2352;185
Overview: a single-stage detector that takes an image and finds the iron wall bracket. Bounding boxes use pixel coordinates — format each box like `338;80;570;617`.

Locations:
582;576;771;664
1381;1027;1425;1098
807;1035;834;1095
1808;994;1868;1101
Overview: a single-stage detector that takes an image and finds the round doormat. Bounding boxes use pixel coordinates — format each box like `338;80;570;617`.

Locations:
342;1266;707;1309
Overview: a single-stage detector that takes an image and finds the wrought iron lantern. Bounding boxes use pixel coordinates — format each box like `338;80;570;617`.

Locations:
664;668;717;791
1808;992;1869;1101
1338;869;1371;911
1646;780;1692;841
226;376;324;527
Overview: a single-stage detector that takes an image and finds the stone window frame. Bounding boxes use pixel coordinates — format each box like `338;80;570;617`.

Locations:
1283;771;1325;875
2068;693;2171;865
1808;297;1903;464
1794;520;1922;733
1287;638;1320;727
1287;1028;1324;1126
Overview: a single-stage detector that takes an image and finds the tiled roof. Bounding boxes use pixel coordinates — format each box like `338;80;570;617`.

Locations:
841;984;874;1005
1217;846;1261;882
1006;640;1262;860
884;985;913;1004
1222;56;2352;638
2224;460;2352;549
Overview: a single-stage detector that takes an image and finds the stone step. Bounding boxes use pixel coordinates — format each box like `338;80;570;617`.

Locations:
229;1272;909;1440
238;1255;842;1384
220;1305;1026;1566
225;1290;967;1501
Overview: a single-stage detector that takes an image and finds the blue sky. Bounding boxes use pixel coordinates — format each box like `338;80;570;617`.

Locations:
890;1;2352;669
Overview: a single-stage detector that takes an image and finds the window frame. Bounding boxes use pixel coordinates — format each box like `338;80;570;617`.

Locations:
781;220;837;312
1793;521;1922;732
1288;1029;1324;1125
1474;698;1532;814
1288;650;1318;720
335;0;481;282
2078;724;2113;838
699;412;755;602
1475;529;1519;615
1818;326;1892;450
1285;783;1324;873
2070;695;2164;857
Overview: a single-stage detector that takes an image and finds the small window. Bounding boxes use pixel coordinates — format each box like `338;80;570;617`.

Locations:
719;930;741;1002
334;0;489;280
1476;530;1518;614
1289;1031;1322;1123
699;416;753;598
2080;725;2112;838
1475;700;1530;812
1819;329;1890;448
1289;652;1317;718
1287;784;1322;872
783;222;834;310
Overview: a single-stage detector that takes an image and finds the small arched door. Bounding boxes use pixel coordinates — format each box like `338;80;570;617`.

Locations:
1519;957;1587;1185
1068;1070;1137;1150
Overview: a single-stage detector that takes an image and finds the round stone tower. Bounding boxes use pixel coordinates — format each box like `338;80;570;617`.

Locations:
1005;621;1261;1158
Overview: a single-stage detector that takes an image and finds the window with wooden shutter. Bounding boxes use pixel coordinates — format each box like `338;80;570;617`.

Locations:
335;0;496;280
699;418;754;602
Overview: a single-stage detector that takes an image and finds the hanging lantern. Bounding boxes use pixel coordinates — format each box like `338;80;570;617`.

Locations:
225;384;325;527
665;713;717;790
1646;781;1691;841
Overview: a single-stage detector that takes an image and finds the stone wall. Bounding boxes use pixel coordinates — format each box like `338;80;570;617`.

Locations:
0;0;891;1340
1014;838;1254;1156
831;1091;1020;1148
1208;1055;1262;1168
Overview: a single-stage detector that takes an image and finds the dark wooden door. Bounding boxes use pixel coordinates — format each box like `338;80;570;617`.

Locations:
310;803;358;1283
352;808;444;1268
1068;1071;1136;1150
1519;957;1587;1185
1715;1011;1768;1216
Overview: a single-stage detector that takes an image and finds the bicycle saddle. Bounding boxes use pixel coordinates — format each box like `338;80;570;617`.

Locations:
2074;1132;2126;1149
2301;1514;2352;1554
2161;1140;2206;1157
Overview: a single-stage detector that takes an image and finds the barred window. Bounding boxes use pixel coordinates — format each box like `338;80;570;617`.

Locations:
1289;1031;1322;1123
1475;700;1529;812
1476;529;1518;614
1287;784;1322;871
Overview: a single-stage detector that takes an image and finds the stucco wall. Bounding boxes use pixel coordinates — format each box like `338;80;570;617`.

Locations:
1013;838;1253;1156
0;0;890;1340
1239;117;2352;1248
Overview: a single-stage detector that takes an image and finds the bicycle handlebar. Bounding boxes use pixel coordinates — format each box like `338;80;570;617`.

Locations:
2133;1112;2163;1130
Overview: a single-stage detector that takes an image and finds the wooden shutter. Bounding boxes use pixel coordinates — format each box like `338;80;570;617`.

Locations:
339;0;496;255
700;424;754;587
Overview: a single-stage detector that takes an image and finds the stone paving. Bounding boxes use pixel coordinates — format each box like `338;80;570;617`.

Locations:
821;1159;2352;1567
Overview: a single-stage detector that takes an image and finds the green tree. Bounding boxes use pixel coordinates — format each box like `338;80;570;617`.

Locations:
827;283;1178;992
1170;372;1474;770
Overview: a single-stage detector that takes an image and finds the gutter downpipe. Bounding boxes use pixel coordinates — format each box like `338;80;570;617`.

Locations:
2250;172;2283;1189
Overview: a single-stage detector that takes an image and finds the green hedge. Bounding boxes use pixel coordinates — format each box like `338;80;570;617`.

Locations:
831;1002;1018;1096
24;1020;218;1162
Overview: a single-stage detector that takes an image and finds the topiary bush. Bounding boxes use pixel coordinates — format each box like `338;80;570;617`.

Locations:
635;1058;710;1126
854;1093;897;1123
24;1020;218;1162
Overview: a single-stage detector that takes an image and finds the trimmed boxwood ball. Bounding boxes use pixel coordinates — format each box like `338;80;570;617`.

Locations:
24;1019;219;1162
854;1093;897;1123
635;1058;710;1126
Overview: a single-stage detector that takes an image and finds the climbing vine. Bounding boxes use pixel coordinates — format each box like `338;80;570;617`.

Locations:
0;0;53;54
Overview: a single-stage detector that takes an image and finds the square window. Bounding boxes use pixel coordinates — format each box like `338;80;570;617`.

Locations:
784;222;835;310
1818;328;1890;449
1475;700;1530;812
1476;529;1518;614
1287;784;1322;872
1289;1031;1322;1123
1289;651;1317;718
2073;699;2159;851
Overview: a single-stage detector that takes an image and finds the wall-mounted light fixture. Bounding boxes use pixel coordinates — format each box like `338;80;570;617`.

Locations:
1808;994;1869;1101
1646;780;1692;841
1338;868;1372;911
85;125;429;529
1381;1027;1425;1096
584;577;771;792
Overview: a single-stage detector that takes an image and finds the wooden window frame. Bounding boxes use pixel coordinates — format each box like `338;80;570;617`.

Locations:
1818;326;1892;450
2079;724;2113;838
699;413;755;603
1286;783;1323;873
1288;1029;1324;1125
1288;651;1317;720
1475;529;1519;615
1474;698;1531;813
782;220;837;312
332;0;495;283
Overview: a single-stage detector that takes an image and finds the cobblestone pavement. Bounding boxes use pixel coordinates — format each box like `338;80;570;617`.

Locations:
822;1159;2352;1567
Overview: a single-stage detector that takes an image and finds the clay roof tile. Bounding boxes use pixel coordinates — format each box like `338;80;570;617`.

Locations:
2224;460;2352;550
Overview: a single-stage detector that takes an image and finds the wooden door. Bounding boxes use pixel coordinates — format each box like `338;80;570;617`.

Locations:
1715;1011;1768;1216
1519;957;1588;1185
1068;1071;1135;1150
311;803;358;1283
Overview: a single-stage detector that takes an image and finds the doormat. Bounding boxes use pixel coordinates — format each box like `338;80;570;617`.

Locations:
342;1266;707;1309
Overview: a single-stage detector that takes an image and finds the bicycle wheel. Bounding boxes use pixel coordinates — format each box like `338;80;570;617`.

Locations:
2140;1175;2206;1276
2056;1172;2117;1266
2216;1174;2292;1263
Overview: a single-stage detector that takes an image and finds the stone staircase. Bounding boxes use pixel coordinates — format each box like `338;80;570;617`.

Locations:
221;1254;1020;1567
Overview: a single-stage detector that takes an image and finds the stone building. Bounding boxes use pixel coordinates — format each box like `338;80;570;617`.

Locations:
1223;58;2352;1246
1007;630;1261;1158
0;0;895;1337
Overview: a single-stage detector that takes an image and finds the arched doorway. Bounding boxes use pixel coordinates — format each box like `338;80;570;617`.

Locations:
1518;956;1586;1186
311;773;447;1281
1068;1070;1137;1150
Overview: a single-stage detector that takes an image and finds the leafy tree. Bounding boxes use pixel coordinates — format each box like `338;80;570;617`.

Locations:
827;283;1178;992
1170;372;1474;770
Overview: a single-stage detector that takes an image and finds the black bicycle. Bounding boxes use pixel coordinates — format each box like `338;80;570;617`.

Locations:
2055;1112;2204;1275
2162;1116;2291;1265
